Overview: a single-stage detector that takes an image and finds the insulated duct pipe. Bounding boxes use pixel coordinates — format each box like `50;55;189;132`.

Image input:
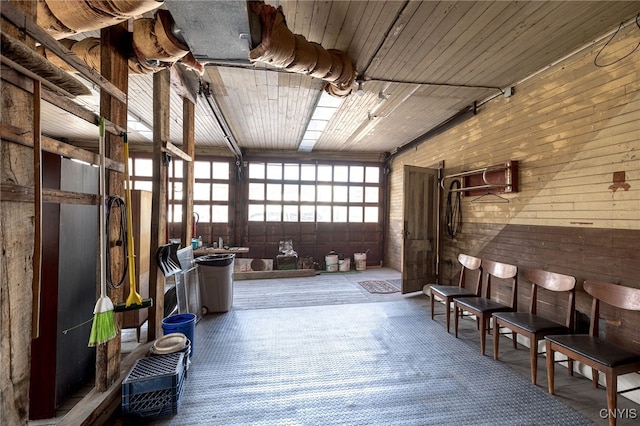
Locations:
37;0;164;40
248;1;357;98
39;10;203;75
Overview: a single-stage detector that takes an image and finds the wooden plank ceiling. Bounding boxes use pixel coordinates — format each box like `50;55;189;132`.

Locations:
40;1;640;155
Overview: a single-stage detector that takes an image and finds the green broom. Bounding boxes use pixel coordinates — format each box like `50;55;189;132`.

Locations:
89;117;118;346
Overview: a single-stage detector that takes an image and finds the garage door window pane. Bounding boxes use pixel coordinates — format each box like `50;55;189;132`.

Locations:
212;183;228;201
365;187;379;203
283;184;298;201
194;204;210;222
266;163;282;180
170;204;182;223
300;205;315;222
334;166;348;182
249;163;264;179
300;185;315;201
349;186;363;203
283;205;298;222
212;205;229;223
135;158;152;177
317;185;332;202
194;161;211;179
266;204;282;221
317;165;332;182
317;206;331;222
333;206;347;222
194;183;210;200
364;206;378;222
349;206;363;222
212;162;229;179
350;166;364;183
334;185;348;202
365;166;379;183
266;183;282;201
300;164;315;181
249;183;264;200
284;164;299;180
248;204;264;221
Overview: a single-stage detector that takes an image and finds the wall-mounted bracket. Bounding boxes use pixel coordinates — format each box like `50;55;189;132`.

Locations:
440;161;518;195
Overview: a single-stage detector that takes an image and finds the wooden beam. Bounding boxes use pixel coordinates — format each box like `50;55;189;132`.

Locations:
170;64;199;105
0;1;127;104
1;54;78;99
1;67;126;136
32;80;42;339
163;140;192;162
1;183;99;205
149;70;170;341
1;1;37;422
0;122;124;173
96;22;128;393
181;98;195;247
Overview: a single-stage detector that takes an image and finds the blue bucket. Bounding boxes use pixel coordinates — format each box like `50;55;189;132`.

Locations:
161;313;196;358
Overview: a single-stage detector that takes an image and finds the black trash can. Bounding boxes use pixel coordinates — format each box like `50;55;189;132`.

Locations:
195;254;235;314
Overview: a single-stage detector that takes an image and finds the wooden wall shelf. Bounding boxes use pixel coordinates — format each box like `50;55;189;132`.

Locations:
441;161;518;196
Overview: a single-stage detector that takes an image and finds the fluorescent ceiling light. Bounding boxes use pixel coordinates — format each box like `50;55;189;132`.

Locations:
298;90;343;152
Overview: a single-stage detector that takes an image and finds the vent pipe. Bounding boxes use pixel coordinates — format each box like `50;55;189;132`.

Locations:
248;1;357;98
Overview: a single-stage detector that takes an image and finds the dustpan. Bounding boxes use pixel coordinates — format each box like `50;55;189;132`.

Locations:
156;242;182;277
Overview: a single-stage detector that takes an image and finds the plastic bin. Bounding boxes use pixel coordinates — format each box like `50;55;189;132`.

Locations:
195;254;235;314
161;314;196;358
122;352;185;419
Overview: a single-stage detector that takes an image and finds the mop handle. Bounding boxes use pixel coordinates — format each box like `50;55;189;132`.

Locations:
98;118;107;298
123;133;137;290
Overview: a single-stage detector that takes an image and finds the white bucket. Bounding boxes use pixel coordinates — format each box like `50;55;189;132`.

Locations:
354;253;367;271
325;254;338;272
338;258;350;272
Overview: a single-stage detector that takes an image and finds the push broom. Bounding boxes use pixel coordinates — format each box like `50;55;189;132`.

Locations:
89;118;118;346
114;132;153;312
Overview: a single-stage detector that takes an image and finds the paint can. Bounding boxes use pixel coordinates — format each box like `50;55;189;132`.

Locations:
354;253;367;271
338;258;351;272
325;254;338;272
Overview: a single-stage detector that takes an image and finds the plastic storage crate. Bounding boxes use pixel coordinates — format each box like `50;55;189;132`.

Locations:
122;352;186;418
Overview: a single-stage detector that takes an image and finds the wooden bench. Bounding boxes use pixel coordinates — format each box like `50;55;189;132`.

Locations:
453;260;518;355
427;253;482;333
545;280;640;426
493;269;576;384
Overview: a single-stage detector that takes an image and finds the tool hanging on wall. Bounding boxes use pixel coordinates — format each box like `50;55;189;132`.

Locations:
106;194;127;289
89;117;118;346
114;132;153;312
445;179;462;239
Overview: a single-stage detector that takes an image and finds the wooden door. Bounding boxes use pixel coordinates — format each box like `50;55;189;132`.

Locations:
402;165;439;293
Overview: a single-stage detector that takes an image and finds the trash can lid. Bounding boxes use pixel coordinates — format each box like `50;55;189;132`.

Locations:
195;253;235;267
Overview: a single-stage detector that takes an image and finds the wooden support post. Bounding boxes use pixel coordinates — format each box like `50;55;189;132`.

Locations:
31;80;42;339
181;98;195;247
96;23;128;392
149;70;170;340
1;2;36;423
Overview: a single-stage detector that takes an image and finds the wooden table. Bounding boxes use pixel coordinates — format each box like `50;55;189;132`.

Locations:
193;247;249;257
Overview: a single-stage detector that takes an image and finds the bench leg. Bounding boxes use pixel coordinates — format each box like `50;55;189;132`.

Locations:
430;294;435;320
454;304;459;338
546;340;555;394
605;371;617;426
480;315;487;355
530;341;538;385
444;297;451;333
493;322;500;360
